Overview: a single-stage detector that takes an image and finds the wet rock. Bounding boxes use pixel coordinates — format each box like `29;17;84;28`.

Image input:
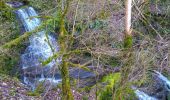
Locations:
69;66;120;87
6;1;24;8
22;66;59;78
69;68;96;79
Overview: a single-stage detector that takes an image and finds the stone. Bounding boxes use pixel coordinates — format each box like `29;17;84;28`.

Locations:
6;1;24;8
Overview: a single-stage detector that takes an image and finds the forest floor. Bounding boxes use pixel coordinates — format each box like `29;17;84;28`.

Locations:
0;74;83;100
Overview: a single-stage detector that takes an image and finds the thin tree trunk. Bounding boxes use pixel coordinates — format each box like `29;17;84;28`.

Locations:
59;18;73;100
61;60;73;100
125;0;132;35
124;0;133;48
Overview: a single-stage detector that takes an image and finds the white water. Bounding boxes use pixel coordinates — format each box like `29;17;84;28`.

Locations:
134;70;170;100
15;7;61;89
134;89;157;100
153;70;170;91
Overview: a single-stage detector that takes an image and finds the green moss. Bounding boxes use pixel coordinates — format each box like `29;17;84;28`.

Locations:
112;84;136;100
99;88;112;100
99;64;135;100
0;1;14;21
97;9;111;19
124;34;133;48
99;73;121;100
27;91;40;96
83;86;92;93
0;2;24;76
0;54;18;75
101;73;121;86
82;96;88;100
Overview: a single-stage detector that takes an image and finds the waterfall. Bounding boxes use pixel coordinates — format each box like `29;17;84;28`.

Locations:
133;71;170;100
153;70;170;91
134;89;157;100
15;7;61;89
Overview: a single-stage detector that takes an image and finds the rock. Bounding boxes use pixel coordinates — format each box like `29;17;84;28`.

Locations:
69;68;96;79
69;66;120;87
6;1;24;8
21;66;59;78
2;82;7;86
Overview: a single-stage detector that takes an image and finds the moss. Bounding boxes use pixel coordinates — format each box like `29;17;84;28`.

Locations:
60;61;73;100
99;73;121;100
0;1;15;21
101;73;121;86
27;91;40;96
112;84;136;100
0;2;24;76
99;88;112;100
57;2;74;99
124;34;133;48
83;86;92;93
82;96;88;100
97;9;111;19
0;55;19;75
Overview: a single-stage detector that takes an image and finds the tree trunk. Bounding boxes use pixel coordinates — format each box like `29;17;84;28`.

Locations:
124;0;133;48
61;60;73;100
59;18;73;100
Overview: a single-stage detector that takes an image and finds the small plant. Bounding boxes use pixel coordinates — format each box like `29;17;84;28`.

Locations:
99;73;120;100
9;89;16;96
82;95;88;100
27;82;44;96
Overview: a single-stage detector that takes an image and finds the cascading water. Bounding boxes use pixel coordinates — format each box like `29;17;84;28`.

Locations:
135;90;157;100
153;70;170;91
134;71;170;100
15;7;61;89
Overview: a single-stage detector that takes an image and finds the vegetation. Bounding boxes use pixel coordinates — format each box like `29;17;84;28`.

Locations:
0;0;170;99
27;82;45;96
99;73;121;100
